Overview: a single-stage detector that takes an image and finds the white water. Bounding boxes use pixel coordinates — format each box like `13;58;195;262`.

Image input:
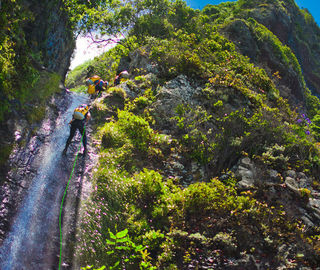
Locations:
0;93;88;270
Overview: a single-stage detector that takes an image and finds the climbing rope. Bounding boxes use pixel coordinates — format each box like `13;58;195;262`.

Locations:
58;125;86;269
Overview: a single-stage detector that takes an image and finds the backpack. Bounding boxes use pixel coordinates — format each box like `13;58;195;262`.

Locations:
120;70;129;78
73;105;89;120
89;75;101;86
89;75;101;82
86;75;100;85
87;84;96;94
87;75;103;94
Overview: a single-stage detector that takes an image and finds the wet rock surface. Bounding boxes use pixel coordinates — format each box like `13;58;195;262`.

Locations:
0;90;71;244
60;123;99;270
0;90;97;269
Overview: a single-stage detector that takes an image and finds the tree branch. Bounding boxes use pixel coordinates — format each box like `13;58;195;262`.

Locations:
87;31;122;48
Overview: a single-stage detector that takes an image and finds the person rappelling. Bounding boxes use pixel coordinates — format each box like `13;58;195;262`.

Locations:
63;104;91;156
86;74;108;98
113;70;129;86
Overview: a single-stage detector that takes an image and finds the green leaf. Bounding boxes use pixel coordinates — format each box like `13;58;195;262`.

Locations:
106;239;116;245
116;229;128;238
109;231;117;239
115;246;128;250
135;245;145;251
115;237;128;243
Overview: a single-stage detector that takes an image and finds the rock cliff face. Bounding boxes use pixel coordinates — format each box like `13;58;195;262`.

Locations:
0;0;75;178
0;90;71;243
0;0;76;236
224;0;320;96
24;0;75;78
224;19;306;103
251;1;320;94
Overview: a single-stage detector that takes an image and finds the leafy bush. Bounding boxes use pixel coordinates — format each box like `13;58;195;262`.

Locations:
125;96;152;114
100;122;128;148
311;114;320;139
128;169;167;210
66;59;94;89
81;228;155;270
117;110;153;152
260;144;289;169
306;88;320;118
173;104;215;164
108;87;127;99
179;179;238;216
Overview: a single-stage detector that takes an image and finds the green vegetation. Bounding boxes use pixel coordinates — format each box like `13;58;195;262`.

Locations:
0;0;39;121
0;144;13;176
65;60;94;91
26;71;61;123
0;0;64;169
77;139;317;268
70;0;320;268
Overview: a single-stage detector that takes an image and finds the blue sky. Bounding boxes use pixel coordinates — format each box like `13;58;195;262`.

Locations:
186;0;320;25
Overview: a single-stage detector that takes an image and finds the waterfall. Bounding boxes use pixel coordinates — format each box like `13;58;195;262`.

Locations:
0;92;89;270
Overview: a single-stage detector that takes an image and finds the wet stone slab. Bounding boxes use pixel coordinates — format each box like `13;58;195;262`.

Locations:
0;90;72;244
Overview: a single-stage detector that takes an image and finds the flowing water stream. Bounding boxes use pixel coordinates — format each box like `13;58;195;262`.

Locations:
0;92;90;270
